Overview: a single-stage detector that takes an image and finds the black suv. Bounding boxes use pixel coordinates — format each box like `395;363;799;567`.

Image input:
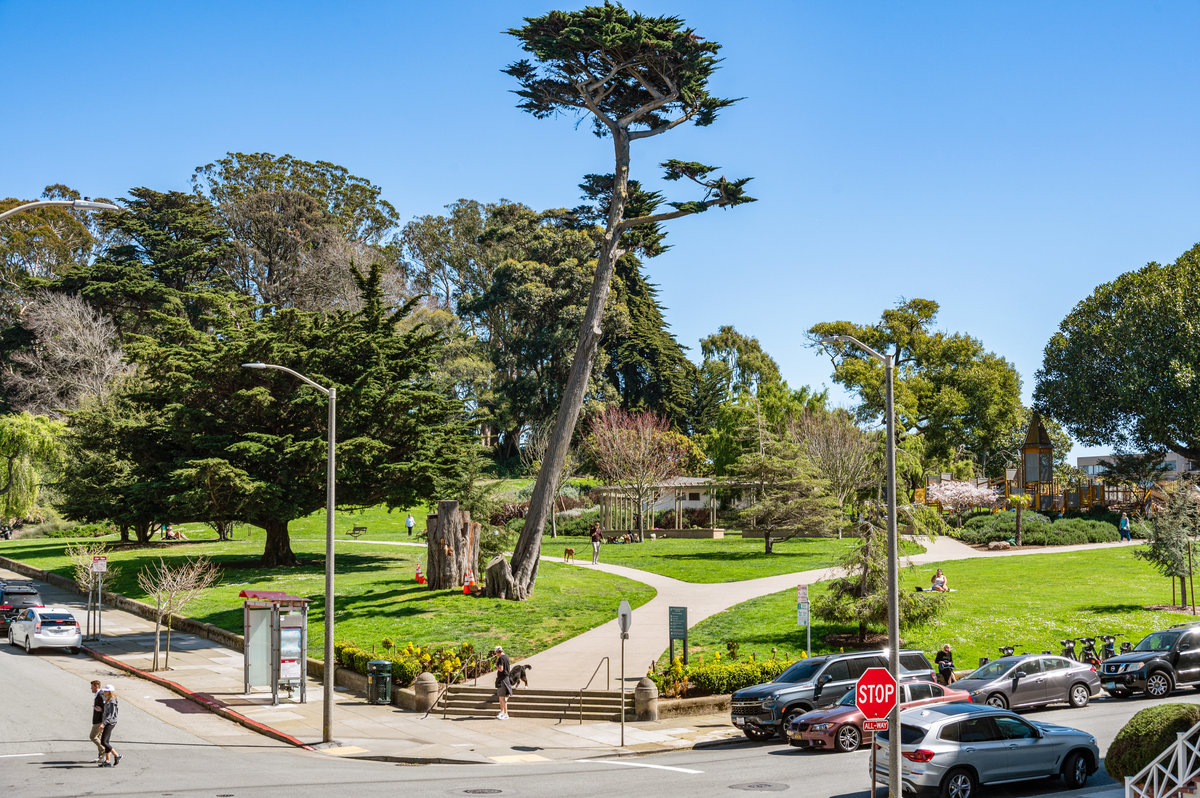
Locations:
0;581;43;634
730;649;935;740
1100;624;1200;698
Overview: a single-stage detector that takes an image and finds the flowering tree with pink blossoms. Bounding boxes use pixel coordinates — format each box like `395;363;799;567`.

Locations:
927;480;1001;528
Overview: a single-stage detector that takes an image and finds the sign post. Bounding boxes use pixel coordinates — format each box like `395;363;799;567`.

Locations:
797;585;810;658
668;605;687;665
856;667;899;797
617;600;632;748
90;556;107;641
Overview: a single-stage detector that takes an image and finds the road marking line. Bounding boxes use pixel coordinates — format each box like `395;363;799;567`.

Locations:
575;759;701;774
0;753;43;758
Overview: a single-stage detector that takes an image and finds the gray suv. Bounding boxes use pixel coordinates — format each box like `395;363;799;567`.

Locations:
730;649;935;740
874;703;1099;797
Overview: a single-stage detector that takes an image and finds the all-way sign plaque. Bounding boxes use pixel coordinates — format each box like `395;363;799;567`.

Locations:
863;719;889;732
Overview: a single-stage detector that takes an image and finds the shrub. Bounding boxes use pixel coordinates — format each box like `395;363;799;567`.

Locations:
651;657;796;698
906;504;951;538
1107;703;1200;780
44;522;113;539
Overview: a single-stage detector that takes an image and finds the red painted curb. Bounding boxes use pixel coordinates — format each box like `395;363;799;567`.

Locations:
83;646;316;751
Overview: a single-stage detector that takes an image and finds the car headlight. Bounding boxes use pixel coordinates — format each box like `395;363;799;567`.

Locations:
762;699;777;709
809;723;834;731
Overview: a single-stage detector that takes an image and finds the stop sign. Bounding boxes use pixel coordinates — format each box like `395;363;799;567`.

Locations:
855;667;898;720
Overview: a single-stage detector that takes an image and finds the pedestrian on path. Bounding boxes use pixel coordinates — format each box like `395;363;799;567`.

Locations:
590;522;603;565
89;680;106;763
493;645;512;719
1119;512;1132;542
98;686;122;767
405;513;415;536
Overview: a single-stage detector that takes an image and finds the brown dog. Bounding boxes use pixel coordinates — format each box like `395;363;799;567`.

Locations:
563;547;575;563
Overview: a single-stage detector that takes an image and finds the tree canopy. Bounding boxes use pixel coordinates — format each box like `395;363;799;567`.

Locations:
1035;244;1200;461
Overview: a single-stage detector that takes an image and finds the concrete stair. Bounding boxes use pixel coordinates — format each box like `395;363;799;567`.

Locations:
432;684;634;721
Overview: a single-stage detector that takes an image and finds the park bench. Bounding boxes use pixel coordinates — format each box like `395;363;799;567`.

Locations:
347;524;368;539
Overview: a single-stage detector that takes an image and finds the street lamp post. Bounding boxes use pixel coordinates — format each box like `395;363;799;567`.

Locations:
0;198;121;221
820;335;899;798
243;362;337;745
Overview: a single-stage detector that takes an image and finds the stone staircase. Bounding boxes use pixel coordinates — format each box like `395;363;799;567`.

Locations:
432;684;634;721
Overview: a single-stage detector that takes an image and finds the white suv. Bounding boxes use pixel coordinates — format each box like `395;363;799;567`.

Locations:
8;607;82;654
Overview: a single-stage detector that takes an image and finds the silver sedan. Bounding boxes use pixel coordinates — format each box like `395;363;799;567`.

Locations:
874;702;1100;798
951;654;1101;710
7;607;82;654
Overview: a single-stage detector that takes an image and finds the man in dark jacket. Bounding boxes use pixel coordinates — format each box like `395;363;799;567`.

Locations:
493;646;512;719
90;680;105;763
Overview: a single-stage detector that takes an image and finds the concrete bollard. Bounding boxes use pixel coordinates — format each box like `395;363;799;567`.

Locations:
414;671;439;713
634;676;659;721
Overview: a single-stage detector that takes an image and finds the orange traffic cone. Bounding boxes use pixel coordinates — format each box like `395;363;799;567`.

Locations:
415;563;427;584
462;570;475;595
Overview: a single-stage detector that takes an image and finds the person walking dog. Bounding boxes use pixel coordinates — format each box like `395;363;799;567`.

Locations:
493;646;513;719
97;686;122;767
89;680;106;764
590;522;603;565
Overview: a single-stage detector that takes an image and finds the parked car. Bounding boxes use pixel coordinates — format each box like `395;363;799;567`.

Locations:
730;649;936;740
7;607;82;654
1100;623;1200;698
873;702;1100;797
0;581;43;634
788;679;971;752
952;654;1101;710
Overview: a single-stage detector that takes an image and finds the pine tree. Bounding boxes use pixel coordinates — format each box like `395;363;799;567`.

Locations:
1137;475;1200;607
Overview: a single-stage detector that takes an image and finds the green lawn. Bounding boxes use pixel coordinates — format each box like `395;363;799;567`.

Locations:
0;523;654;661
593;535;924;583
674;546;1197;668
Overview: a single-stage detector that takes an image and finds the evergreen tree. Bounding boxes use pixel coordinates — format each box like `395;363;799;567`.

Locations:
1137;475;1200;607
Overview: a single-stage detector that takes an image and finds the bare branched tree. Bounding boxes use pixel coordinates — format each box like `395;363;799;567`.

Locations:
3;293;130;416
136;556;220;670
520;422;576;539
66;540;119;599
795;409;880;536
587;408;688;538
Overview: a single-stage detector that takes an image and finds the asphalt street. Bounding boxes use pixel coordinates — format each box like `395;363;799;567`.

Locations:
1;637;1179;797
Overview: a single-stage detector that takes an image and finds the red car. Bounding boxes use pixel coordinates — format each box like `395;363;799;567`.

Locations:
787;680;971;752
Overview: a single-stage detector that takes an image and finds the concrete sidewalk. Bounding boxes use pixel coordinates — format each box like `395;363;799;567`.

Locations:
1;564;743;765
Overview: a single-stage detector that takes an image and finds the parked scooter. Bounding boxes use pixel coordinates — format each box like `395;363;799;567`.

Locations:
1078;637;1102;669
1060;638;1079;660
999;644;1023;657
1099;634;1124;660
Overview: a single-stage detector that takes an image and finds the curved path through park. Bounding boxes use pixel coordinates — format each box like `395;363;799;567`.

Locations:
348;535;1139;690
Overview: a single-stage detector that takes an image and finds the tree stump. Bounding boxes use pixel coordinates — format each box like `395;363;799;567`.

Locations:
484;554;514;599
425;500;481;589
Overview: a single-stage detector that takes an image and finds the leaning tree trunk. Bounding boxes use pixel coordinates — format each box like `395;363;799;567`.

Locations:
509;133;632;601
259;518;298;567
425;500;480;590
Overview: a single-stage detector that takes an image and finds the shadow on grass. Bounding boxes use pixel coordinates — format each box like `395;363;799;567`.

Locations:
1084;603;1151;613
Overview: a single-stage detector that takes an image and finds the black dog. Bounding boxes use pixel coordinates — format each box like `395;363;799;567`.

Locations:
509;663;531;689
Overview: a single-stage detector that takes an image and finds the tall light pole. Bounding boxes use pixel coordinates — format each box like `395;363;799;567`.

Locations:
0;198;121;221
820;335;899;798
243;362;337;745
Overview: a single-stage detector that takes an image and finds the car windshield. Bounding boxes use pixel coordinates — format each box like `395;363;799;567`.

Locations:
1136;631;1181;652
777;660;823;683
837;689;857;706
965;659;1016;680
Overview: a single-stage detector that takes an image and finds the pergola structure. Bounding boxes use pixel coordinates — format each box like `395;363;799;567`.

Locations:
592;476;719;532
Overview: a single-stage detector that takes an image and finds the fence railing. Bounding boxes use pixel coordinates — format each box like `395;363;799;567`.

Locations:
1126;718;1200;798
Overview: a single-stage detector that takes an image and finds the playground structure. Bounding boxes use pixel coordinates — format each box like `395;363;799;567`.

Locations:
914;413;1152;515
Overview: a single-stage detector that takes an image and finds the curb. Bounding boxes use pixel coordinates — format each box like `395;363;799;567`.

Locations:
83;645;316;752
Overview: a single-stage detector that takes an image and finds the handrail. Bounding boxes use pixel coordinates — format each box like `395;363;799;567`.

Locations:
422;653;488;719
564;656;611;725
1126;718;1200;798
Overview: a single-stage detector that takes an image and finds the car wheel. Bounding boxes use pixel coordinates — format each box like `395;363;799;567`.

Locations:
985;693;1008;709
1145;671;1174;698
940;767;978;798
24;636;32;653
834;724;861;752
1062;751;1090;789
779;707;807;740
743;726;774;741
1068;683;1091;708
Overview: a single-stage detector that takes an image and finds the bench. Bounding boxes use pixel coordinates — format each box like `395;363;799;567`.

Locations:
347;524;367;539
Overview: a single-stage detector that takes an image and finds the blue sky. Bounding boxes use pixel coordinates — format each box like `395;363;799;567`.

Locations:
3;1;1199;459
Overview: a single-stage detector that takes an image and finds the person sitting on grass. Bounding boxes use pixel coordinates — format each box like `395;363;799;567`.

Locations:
930;568;949;592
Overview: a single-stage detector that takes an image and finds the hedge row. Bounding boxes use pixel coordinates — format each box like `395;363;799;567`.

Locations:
333;640;489;688
957;511;1147;546
648;656;797;698
1107;703;1200;780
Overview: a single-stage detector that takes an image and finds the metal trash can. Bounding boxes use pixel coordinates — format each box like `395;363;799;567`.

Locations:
367;659;392;705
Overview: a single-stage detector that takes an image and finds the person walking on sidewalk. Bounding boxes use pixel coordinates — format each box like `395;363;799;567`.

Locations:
590;522;603;565
97;686;122;767
493;645;512;719
405;513;415;536
1119;512;1132;542
89;680;106;763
